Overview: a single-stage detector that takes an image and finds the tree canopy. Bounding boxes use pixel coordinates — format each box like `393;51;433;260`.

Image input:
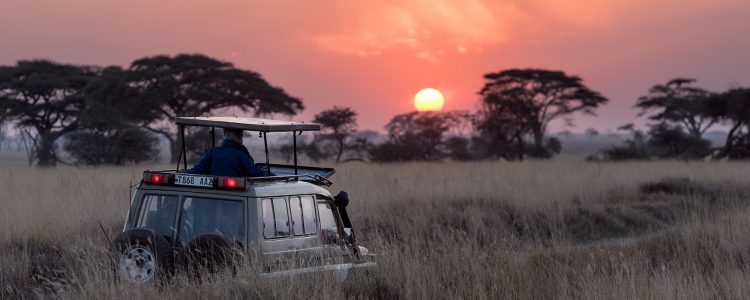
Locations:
706;88;750;159
63;66;160;165
370;111;466;162
479;69;607;156
0;60;95;166
636;78;716;138
477;69;607;159
127;54;305;161
312;107;358;162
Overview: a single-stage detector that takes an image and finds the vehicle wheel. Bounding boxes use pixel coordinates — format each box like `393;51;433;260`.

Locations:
177;234;244;278
109;228;174;284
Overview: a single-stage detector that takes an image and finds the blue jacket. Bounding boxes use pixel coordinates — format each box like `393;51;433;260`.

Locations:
186;139;268;177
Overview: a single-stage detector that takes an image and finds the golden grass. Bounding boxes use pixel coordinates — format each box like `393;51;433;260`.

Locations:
2;161;750;299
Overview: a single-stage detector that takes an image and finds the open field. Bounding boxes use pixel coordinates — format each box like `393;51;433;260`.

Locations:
2;161;750;299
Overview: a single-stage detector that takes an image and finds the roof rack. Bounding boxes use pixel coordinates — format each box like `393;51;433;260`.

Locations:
249;174;333;187
173;116;322;178
175;117;320;132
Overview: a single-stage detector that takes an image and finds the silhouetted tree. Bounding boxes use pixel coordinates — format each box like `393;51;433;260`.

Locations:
585;128;599;138
557;130;574;139
706;88;750;159
370;111;463;162
126;54;304;162
64;66;161;165
596;124;650;161
0;60;95;166
647;124;711;159
594;122;711;161
473;96;538;160
445;136;473;161
636;78;716;138
585;128;599;145
0;121;6;150
478;69;607;159
345;130;377;161
64;128;159;165
312;107;358;162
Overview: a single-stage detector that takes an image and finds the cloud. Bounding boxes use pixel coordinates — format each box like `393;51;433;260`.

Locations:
308;0;518;62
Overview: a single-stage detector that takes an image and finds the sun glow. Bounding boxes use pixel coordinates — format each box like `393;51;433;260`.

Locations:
413;88;445;111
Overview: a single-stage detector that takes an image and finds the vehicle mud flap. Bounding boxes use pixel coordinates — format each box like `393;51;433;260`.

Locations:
109;228;174;284
176;233;245;279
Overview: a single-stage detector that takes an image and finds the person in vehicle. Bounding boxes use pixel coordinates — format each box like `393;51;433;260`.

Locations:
186;128;270;177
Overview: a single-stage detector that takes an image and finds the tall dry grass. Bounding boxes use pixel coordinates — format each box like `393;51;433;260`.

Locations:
2;161;750;299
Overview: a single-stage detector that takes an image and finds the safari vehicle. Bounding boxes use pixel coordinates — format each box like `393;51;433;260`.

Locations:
110;117;374;283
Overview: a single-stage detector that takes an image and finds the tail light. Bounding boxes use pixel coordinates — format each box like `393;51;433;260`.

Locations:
218;177;246;189
143;172;171;184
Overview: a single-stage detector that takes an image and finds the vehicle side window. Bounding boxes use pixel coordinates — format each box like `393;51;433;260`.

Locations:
290;197;304;236
301;196;317;235
178;197;245;244
137;195;179;240
317;202;340;245
262;198;290;238
289;196;318;236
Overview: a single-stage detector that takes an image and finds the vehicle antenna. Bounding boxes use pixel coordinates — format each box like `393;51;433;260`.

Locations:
98;220;112;247
129;180;133;205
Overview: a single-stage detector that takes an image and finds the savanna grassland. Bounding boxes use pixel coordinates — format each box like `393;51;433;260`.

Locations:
2;161;750;299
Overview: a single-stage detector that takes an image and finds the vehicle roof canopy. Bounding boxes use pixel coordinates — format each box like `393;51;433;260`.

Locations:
175;116;320;132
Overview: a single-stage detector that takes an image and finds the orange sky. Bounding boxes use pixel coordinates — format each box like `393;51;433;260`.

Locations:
2;0;749;132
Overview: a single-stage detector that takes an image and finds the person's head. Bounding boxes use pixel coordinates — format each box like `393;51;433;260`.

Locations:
223;128;244;144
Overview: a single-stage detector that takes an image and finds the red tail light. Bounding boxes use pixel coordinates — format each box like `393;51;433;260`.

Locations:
218;176;245;189
223;178;237;188
150;174;164;183
143;172;170;184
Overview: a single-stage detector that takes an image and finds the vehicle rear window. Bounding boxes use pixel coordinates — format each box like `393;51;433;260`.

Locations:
262;198;290;239
318;202;340;245
178;197;245;244
290;196;317;236
137;194;179;240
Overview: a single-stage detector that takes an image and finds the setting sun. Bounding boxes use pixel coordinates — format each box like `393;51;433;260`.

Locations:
414;88;445;111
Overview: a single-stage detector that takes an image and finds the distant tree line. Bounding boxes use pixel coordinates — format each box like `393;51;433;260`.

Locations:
0;54;302;166
299;69;610;162
593;78;750;161
301;73;750;163
2;54;749;166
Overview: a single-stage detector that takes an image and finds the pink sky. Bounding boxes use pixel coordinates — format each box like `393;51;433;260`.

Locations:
2;0;749;132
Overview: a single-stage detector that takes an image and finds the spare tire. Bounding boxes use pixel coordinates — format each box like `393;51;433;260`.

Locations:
177;234;244;278
109;228;174;284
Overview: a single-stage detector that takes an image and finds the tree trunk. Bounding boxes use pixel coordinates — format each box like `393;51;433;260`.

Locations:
532;126;544;148
36;132;58;167
516;133;524;161
168;135;179;164
335;138;345;162
721;121;743;158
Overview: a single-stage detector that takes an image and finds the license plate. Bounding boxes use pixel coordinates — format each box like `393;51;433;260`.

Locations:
174;174;215;187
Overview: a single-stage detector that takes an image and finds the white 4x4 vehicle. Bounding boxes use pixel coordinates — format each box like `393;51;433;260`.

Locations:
110;117;374;283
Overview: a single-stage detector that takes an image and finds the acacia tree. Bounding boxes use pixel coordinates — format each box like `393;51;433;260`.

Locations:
478;69;607;158
370;111;463;162
636;78;716;138
64;66;160;165
706;88;750;159
473;96;538;160
0;60;95;166
126;54;304;162
312;107;358;162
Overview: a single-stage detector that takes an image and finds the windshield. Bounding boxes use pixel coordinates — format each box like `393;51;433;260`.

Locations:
178;197;245;245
